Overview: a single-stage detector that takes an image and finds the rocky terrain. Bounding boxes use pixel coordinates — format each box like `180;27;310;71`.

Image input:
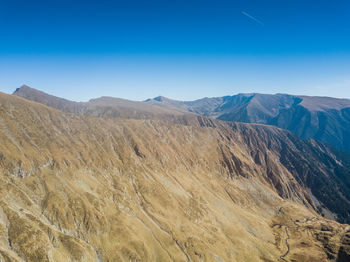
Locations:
0;86;349;261
146;93;350;153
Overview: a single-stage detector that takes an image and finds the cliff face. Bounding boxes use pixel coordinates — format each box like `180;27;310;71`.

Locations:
1;90;350;261
146;93;350;153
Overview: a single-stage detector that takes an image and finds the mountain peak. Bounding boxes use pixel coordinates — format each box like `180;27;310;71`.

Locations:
153;96;170;102
12;85;76;111
13;85;48;98
13;84;33;94
13;85;52;100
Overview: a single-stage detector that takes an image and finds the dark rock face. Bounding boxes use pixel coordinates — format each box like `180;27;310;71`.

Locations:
337;230;350;262
146;93;350;153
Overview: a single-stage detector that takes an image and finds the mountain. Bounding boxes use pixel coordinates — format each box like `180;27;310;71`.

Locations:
13;85;187;120
146;93;350;153
1;87;350;261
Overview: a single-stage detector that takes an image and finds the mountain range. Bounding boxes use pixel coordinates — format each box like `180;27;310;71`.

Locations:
0;85;349;261
146;93;350;154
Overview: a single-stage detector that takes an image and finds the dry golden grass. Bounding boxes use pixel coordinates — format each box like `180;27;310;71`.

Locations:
0;92;349;261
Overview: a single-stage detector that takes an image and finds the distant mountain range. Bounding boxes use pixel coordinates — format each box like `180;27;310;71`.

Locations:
13;85;187;119
14;86;350;153
146;93;350;153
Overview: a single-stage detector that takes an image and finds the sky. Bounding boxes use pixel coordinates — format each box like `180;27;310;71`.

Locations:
0;0;350;101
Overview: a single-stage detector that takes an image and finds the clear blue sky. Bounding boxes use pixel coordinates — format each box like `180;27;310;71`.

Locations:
0;0;349;101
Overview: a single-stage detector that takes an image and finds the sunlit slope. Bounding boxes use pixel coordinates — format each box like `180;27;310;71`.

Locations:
0;92;349;261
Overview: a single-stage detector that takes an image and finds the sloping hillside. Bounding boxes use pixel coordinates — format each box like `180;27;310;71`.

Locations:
0;91;350;261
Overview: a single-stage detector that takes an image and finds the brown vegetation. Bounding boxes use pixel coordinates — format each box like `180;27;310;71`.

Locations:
0;90;349;261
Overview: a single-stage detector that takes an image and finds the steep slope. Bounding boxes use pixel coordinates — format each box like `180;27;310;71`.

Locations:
0;91;350;261
146;93;350;153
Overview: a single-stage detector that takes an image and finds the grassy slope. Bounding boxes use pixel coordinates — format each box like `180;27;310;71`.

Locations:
0;92;349;261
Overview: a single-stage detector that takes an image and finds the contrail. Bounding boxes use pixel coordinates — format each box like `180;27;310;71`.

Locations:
241;11;264;26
